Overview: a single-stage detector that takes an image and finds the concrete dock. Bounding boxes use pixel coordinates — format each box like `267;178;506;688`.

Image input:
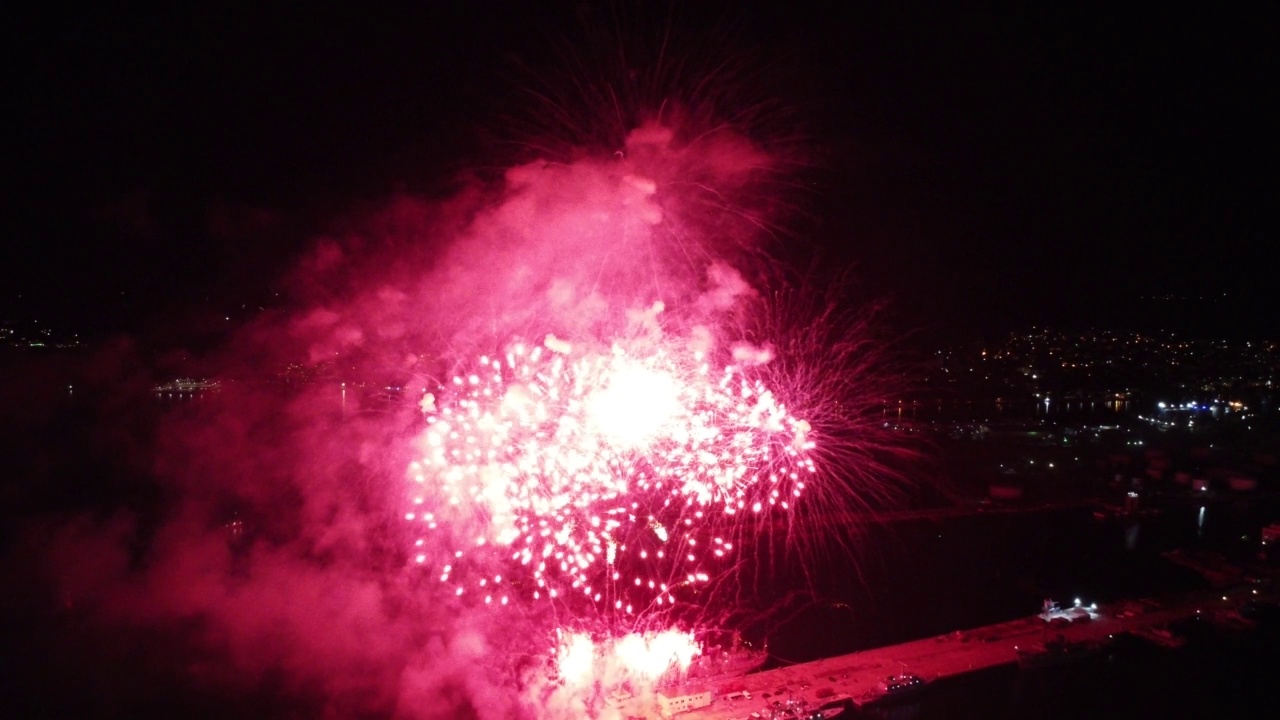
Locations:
658;579;1274;719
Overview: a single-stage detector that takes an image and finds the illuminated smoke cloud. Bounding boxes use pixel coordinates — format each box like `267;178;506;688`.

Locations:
21;10;902;719
284;120;782;373
30;124;800;719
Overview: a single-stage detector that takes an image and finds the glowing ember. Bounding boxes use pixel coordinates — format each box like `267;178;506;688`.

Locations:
556;632;597;686
612;630;701;680
555;630;702;687
408;333;815;611
585;359;681;449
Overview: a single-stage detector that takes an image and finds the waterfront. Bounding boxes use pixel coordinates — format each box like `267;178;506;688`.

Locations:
3;365;1279;718
673;579;1278;719
747;496;1273;657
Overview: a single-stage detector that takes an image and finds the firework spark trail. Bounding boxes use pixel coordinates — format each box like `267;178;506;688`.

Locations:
9;8;915;719
380;33;890;692
407;331;815;617
337;48;900;709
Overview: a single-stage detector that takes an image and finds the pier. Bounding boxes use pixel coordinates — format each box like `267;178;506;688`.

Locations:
651;570;1275;719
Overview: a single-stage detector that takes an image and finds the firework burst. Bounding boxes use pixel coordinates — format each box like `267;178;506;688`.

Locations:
406;328;816;617
381;18;906;689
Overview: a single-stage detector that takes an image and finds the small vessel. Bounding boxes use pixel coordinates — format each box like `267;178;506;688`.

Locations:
1130;624;1186;649
1206;608;1258;633
1015;635;1103;669
763;696;857;719
663;643;767;690
878;674;926;696
153;377;220;393
861;673;928;705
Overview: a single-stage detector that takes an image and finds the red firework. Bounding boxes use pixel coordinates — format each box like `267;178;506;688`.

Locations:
406;331;815;615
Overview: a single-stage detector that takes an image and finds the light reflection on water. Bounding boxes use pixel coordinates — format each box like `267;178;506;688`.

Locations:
890;398;1132;421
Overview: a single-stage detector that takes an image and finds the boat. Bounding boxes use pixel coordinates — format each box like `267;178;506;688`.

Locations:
153;377;220;393
810;697;858;718
859;673;928;707
1015;635;1104;669
1205;608;1258;633
663;644;767;691
754;696;856;719
878;674;926;696
1130;624;1187;649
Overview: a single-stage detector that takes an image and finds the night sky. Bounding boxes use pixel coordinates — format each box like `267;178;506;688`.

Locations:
6;3;1277;345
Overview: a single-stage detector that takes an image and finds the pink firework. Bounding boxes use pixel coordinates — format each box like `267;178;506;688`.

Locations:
554;628;701;688
406;331;815;614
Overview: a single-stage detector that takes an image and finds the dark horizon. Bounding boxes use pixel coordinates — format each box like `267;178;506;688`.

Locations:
5;3;1278;346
